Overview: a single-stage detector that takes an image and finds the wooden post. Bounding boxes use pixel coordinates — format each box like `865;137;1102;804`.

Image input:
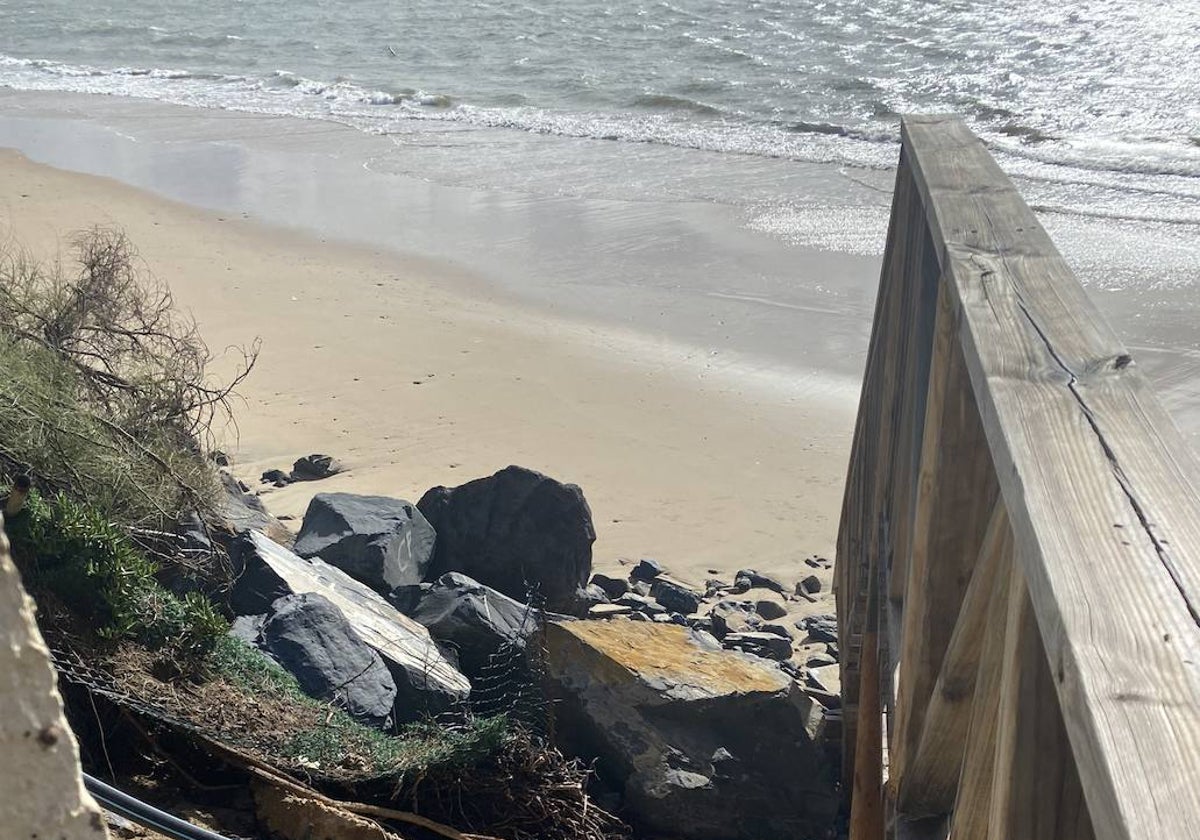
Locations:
987;569;1095;840
849;571;884;840
899;502;1011;815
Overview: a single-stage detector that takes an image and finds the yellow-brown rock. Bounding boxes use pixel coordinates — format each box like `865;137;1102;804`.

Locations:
546;619;835;840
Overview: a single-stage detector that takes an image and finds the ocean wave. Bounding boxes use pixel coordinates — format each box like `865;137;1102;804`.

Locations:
1;50;1198;219
630;92;723;116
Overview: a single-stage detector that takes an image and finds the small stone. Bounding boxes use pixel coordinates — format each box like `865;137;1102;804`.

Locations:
262;468;292;486
651;579;703;615
290;453;345;481
589;603;633;619
723;631;793;661
755;599;788;621
796;614;838;644
652;613;674;623
797;575;822;595
591;573;630;600
734;569;786;593
627;611;649;622
806;652;837;668
632;580;653;597
759;622;794;640
630;558;665;582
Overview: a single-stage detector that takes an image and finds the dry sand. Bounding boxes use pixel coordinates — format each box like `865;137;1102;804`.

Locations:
0;148;855;591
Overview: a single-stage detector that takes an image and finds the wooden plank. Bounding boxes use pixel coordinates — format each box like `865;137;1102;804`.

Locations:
945;531;1014;840
888;272;999;794
898;502;1010;815
903;115;1200;840
837;150;925;794
988;569;1095;840
849;573;885;840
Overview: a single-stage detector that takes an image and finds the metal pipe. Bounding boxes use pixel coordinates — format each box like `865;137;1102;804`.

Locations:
83;773;237;840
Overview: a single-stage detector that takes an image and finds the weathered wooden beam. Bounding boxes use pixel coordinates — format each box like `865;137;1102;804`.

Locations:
987;569;1095;840
888;272;999;794
903;114;1200;840
897;502;1010;815
849;572;885;840
945;532;1015;840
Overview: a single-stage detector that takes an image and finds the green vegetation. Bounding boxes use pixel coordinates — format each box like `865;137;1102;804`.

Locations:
211;635;509;778
7;488;228;659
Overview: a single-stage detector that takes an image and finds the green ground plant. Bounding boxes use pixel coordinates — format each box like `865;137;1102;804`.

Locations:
210;635;509;779
6;488;228;659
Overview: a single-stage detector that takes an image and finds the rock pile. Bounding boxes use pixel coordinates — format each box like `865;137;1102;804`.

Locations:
220;463;838;837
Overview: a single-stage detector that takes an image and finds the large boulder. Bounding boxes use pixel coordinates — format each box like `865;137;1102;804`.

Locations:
258;593;396;728
228;531;470;720
293;493;435;595
417;466;595;612
389;572;536;681
545;621;835;840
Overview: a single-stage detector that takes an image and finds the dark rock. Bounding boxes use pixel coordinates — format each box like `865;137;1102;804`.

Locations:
580;583;611;609
546;621;835;840
704;579;729;599
688;614;714;634
211;450;231;467
629;558;664;583
214;472;291;544
290;453;344;481
758;622;794;640
627;611;649;622
227;530;470;720
260;593;396;727
590;573;630;600
229;613;265;646
651;579;702;616
417;465;595;612
390;572;535;684
709;601;755;639
805;652;838;668
261;469;292;487
735;569;786;593
723;631;793;662
796;614;838;644
294;493;435;595
616;593;666;616
797;575;822;595
826;642;840;660
754;599;788;621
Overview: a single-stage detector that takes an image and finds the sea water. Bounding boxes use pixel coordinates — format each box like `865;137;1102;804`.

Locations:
1;0;1197;237
0;0;1198;411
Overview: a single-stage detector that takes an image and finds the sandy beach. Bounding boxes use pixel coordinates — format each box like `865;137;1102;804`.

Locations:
0;145;856;589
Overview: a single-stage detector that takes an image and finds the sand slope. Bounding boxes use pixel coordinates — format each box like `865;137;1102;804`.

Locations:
0;149;855;587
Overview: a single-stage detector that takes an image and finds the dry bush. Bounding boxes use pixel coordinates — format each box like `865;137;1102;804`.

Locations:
0;228;257;523
0;227;257;448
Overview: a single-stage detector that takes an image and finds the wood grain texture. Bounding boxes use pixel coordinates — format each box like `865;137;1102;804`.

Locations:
889;273;999;795
899;502;1011;815
849;573;885;840
946;532;1014;840
903;115;1200;840
988;569;1095;840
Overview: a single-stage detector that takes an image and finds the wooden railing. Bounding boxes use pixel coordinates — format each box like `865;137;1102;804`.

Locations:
835;116;1200;840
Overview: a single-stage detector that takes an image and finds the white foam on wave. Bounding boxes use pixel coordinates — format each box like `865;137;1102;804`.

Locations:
2;51;1198;233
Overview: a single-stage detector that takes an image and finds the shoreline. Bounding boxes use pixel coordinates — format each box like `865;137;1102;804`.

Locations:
0;144;856;587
